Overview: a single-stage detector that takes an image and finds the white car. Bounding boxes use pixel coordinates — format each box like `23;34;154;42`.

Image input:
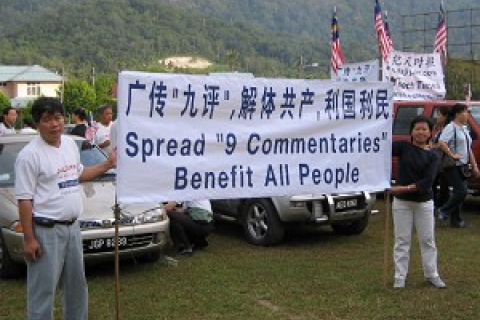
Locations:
0;134;169;278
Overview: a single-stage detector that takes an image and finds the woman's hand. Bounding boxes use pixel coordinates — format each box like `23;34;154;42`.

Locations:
387;184;414;195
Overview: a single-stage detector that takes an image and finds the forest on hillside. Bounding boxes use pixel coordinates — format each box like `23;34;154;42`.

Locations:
0;0;479;98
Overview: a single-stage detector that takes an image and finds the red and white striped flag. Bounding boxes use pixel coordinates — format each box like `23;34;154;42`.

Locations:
374;0;393;61
434;2;447;64
331;8;345;74
384;10;394;51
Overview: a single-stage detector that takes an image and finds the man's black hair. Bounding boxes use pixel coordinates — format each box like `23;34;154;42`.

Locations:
97;104;113;115
31;97;65;123
2;106;16;116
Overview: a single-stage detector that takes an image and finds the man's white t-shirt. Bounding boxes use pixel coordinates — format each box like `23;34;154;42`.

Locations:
93;122;113;154
14;135;84;221
0;122;16;135
184;200;212;212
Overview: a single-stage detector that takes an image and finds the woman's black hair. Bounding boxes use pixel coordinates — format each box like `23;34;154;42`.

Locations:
31;97;64;123
73;107;88;121
409;115;434;142
450;103;468;119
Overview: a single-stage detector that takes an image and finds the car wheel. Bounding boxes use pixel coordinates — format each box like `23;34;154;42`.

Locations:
137;250;162;263
331;211;370;235
242;199;284;246
0;232;24;279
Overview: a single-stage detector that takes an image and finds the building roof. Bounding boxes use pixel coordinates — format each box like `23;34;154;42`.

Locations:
10;97;36;108
0;65;62;82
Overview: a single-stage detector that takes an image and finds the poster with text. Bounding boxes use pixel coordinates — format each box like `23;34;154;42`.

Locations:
116;72;393;204
384;50;446;101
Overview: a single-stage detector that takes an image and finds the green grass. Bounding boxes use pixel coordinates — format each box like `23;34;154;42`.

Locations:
1;198;480;320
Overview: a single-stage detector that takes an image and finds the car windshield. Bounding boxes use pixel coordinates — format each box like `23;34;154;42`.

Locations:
469;105;480;124
0;138;114;187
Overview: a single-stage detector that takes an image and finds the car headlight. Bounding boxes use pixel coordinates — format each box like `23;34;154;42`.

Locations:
134;208;165;224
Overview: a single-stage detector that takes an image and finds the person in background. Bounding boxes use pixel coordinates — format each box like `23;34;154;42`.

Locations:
14;97;116;320
389;115;446;289
0;107;18;135
70;107;89;138
431;107;450;209
164;200;214;255
93;104;113;154
19;118;37;134
437;103;480;228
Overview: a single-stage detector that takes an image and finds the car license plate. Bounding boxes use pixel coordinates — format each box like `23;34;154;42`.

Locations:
335;199;358;210
87;237;128;250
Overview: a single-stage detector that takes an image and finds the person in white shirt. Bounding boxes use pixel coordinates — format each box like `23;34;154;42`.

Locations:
93;104;113;154
0;107;18;135
14;97;116;320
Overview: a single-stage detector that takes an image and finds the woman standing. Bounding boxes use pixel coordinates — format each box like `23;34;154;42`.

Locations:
70;107;89;137
390;115;446;289
437;104;480;228
432;107;450;209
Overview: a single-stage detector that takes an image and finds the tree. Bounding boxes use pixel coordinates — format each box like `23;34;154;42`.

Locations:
226;50;240;71
63;79;96;115
0;91;10;109
94;73;116;106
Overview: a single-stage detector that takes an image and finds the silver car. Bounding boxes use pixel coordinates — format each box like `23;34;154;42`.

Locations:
0;134;169;278
212;192;375;246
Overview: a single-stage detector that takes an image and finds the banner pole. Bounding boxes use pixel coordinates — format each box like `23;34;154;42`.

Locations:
114;196;121;320
383;191;391;288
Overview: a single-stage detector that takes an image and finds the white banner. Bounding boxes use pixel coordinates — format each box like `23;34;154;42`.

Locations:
384;50;446;101
116;72;393;204
331;60;380;82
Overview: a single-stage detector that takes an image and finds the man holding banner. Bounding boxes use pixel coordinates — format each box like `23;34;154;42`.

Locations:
15;97;116;320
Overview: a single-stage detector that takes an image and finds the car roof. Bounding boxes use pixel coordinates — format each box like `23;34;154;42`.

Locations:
394;100;480;106
0;134;85;144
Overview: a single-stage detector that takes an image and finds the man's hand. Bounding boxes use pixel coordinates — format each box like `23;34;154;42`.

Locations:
24;237;42;262
107;150;117;168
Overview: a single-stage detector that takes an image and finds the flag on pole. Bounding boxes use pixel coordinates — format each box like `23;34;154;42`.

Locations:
331;7;345;74
434;2;447;64
384;10;394;51
374;0;393;61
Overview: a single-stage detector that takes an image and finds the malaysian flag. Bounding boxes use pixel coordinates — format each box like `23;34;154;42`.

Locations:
374;0;393;61
434;2;447;63
331;8;345;74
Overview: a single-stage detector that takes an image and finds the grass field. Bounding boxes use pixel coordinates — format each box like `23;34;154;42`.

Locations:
1;198;479;320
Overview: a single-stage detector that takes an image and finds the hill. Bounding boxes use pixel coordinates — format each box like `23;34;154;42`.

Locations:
0;0;478;78
0;0;324;77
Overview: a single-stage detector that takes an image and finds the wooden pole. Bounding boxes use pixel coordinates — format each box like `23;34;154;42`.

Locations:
114;199;121;320
383;192;391;288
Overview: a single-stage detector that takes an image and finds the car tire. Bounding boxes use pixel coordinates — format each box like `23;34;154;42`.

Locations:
0;232;25;279
331;211;370;235
242;199;285;246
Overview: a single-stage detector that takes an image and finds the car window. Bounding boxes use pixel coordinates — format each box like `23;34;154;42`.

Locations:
393;106;424;135
0;139;114;187
75;140;116;177
0;141;28;186
469;105;480;124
